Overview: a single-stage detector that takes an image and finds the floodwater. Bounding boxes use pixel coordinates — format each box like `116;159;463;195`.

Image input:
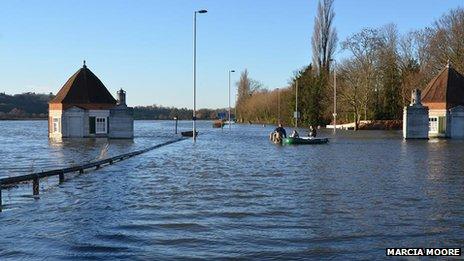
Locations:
0;120;463;259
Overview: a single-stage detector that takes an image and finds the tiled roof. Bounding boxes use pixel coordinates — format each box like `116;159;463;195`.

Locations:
422;64;464;110
50;63;116;109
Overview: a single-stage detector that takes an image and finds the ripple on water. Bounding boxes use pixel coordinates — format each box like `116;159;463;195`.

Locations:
1;122;464;259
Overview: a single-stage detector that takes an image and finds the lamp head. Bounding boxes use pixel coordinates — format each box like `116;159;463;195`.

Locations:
197;9;207;13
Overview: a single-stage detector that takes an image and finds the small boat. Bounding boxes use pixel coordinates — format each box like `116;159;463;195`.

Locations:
282;137;329;145
181;131;198;137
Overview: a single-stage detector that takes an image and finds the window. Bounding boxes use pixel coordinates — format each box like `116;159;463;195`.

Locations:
429;117;438;133
53;118;60;133
96;117;107;134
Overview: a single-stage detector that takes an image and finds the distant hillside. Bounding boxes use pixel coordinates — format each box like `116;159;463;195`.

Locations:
133;106;225;120
0;92;224;120
0;92;53;119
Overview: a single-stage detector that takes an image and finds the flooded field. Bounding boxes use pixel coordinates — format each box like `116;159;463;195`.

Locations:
0;120;463;259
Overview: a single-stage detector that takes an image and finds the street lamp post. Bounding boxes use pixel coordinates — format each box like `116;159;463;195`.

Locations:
193;9;207;142
333;67;337;134
235;93;238;123
174;116;178;134
228;70;235;130
277;88;280;123
295;80;299;128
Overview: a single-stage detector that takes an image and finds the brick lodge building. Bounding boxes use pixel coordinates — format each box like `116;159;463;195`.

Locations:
48;62;133;138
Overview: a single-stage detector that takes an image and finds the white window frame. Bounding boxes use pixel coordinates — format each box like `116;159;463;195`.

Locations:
53;118;60;133
429;117;438;133
96;117;107;134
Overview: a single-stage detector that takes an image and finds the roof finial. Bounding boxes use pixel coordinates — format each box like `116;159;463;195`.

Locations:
83;60;87;68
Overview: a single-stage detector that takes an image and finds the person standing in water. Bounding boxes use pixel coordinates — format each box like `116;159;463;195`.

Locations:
274;123;287;138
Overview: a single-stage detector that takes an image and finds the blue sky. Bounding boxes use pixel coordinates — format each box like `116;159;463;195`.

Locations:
0;0;462;108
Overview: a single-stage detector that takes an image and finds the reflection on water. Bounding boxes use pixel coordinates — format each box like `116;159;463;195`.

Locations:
0;120;173;177
0;120;463;259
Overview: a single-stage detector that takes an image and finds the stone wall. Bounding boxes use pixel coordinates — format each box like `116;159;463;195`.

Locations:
109;106;134;139
449;106;464;139
403;105;429;139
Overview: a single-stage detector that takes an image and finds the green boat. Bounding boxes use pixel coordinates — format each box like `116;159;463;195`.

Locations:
282;137;329;145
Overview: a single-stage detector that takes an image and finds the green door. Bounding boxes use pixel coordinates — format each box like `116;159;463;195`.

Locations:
438;116;446;134
89;116;96;134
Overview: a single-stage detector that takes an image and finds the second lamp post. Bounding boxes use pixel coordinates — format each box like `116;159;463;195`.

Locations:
228;69;235;130
192;9;207;142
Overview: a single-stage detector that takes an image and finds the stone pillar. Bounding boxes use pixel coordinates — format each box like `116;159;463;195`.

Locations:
411;88;421;105
117;89;126;106
449;106;464;139
403;89;429;139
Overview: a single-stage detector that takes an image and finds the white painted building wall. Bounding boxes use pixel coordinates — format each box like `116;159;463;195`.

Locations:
49;101;133;139
49;109;63;139
428;109;448;138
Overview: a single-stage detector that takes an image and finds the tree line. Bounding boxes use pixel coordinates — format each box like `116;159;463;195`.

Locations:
134;105;225;120
235;1;464;130
0;92;225;120
0;92;53;118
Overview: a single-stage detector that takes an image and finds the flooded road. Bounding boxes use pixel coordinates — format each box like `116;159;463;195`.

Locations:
0;120;463;259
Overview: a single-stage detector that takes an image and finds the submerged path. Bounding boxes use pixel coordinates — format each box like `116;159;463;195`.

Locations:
0;137;186;211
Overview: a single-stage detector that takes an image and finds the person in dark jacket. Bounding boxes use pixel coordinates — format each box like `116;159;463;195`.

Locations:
274;124;287;138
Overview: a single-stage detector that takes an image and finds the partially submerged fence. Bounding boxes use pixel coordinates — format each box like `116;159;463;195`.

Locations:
0;137;185;211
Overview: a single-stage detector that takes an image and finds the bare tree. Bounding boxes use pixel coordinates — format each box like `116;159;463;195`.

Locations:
338;59;370;130
377;24;402;119
422;7;464;74
311;0;338;73
237;69;251;102
235;70;264;122
342;28;380;120
399;31;422;105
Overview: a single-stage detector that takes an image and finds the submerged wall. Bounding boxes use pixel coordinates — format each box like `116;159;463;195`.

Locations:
449;106;464;139
403;105;429;139
109;106;134;139
403;89;429;139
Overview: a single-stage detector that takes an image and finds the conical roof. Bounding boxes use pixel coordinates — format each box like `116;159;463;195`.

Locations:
50;63;117;110
421;64;464;110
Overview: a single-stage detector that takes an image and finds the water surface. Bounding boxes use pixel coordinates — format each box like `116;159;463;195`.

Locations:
0;120;463;259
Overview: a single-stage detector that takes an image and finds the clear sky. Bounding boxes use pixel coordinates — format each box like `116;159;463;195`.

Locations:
0;0;462;108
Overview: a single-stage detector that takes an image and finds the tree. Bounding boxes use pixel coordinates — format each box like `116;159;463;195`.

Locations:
337;59;370;130
342;28;381;121
398;32;423;106
308;0;338;126
424;7;464;74
292;65;325;126
378;24;402;119
312;0;338;73
235;69;264;122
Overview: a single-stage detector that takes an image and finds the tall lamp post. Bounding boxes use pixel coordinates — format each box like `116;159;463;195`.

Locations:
228;69;235;130
277;88;280;123
235;93;238;123
330;60;337;135
193;9;207;142
295;80;299;128
333;67;337;134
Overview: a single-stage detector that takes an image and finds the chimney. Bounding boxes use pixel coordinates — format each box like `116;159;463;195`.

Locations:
411;89;421;106
117;89;126;106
